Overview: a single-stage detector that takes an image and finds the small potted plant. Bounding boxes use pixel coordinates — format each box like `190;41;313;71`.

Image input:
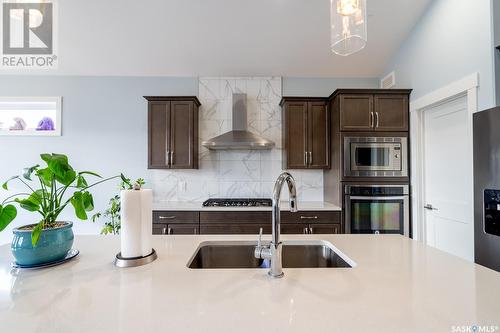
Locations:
0;153;122;266
92;177;145;235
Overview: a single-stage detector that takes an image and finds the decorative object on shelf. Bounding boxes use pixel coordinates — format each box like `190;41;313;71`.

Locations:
92;177;145;235
114;181;157;268
9;117;27;130
330;0;367;56
0;153;124;266
36;117;55;131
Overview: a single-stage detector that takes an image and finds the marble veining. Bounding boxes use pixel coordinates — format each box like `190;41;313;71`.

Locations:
152;77;324;202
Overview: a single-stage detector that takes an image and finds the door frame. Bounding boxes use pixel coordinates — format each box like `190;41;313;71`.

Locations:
409;73;479;244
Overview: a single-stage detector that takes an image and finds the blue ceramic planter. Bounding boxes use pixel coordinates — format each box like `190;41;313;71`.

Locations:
11;222;74;266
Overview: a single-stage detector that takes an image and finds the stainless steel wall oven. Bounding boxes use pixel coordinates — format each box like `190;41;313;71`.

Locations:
345;184;410;236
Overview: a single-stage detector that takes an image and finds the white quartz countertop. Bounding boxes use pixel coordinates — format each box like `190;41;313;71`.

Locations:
1;235;499;333
152;200;341;211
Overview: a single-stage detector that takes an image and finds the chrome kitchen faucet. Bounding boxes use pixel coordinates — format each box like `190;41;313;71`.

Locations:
254;172;297;278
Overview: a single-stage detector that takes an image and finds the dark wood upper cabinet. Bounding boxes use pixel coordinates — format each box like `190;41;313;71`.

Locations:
332;89;411;132
281;97;330;169
145;96;200;169
339;94;374;131
373;94;409;131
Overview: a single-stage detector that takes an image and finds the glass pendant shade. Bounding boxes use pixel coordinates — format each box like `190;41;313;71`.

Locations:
330;0;367;56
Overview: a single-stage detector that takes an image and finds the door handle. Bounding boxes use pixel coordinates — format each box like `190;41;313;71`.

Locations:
424;204;438;211
159;215;176;220
375;112;380;128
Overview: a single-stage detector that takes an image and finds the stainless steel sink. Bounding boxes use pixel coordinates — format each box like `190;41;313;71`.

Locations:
187;240;355;269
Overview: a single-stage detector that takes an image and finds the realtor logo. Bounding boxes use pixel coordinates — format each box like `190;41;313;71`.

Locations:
1;1;57;69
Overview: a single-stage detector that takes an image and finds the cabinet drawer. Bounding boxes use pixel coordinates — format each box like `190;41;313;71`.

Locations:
153;223;198;235
153;211;199;224
281;211;340;224
200;224;271;235
200;211;271;224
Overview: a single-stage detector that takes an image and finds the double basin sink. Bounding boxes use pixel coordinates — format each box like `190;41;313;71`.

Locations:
188;240;356;269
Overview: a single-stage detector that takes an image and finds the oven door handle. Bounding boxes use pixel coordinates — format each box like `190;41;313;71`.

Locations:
347;196;408;200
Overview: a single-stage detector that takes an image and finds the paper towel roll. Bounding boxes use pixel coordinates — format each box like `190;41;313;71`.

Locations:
120;189;153;258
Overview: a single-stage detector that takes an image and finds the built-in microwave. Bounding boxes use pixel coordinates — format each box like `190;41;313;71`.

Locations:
344;136;408;178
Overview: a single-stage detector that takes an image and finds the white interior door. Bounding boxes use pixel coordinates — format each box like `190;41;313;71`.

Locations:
423;94;473;261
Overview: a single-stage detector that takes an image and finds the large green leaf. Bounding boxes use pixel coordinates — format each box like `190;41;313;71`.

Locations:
70;192;88;220
22;165;40;181
14;191;42;212
2;175;19;190
55;169;76;186
0;204;17;232
36;168;53;187
76;175;88;188
82;191;94;211
40;153;70;177
31;221;43;247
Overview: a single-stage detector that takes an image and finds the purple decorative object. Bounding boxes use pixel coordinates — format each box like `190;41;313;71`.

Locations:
36;117;55;131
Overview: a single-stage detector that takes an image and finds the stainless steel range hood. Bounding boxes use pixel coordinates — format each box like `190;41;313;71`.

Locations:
201;93;275;150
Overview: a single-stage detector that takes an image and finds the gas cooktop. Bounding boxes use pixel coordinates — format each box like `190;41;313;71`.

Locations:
202;198;272;207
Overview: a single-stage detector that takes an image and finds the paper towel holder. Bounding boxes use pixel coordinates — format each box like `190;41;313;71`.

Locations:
114;249;158;268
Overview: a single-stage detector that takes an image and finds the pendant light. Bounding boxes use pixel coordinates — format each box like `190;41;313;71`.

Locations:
330;0;367;56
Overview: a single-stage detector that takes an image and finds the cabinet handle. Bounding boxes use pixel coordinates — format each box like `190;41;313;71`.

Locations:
166;150;170;166
303;227;308;234
370;112;374;128
309;226;313;234
375;112;379;128
167;227;172;235
159;215;176;220
304;151;308;166
308;152;312;166
334;226;338;234
193;227;197;234
162;227;167;235
170;151;174;165
300;216;318;219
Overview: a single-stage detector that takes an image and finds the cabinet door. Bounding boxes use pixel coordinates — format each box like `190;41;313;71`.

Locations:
339;94;374;131
307;101;330;168
148;102;170;169
281;224;310;234
373;94;409;131
170;101;196;169
167;223;199;235
283;101;308;169
309;223;341;234
200;224;271;235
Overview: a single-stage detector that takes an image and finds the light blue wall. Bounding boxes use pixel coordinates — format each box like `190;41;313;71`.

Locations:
382;0;496;111
283;77;378;97
0;75;375;244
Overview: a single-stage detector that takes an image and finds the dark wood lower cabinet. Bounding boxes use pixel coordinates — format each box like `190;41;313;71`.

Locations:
153;210;342;235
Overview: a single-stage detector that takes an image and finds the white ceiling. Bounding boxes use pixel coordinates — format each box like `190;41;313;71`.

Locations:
50;0;432;77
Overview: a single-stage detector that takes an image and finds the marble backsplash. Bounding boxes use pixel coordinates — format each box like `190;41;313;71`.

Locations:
151;77;323;202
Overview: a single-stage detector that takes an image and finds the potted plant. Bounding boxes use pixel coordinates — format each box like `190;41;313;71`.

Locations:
0;153;123;266
92;177;145;235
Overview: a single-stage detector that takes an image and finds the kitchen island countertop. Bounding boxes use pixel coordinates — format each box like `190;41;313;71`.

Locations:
1;234;499;333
